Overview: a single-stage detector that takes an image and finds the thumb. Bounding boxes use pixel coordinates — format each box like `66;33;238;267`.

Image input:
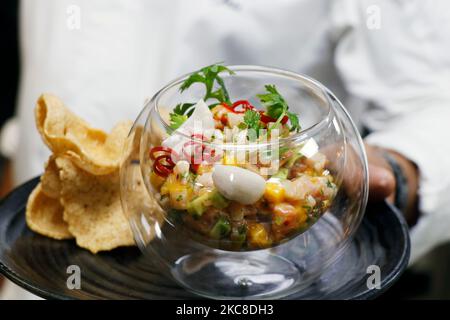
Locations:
368;164;395;202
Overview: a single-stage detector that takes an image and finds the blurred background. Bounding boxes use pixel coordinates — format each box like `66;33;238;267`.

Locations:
0;0;18;199
0;0;449;299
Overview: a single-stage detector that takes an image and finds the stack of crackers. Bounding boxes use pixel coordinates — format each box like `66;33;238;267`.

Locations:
26;94;137;253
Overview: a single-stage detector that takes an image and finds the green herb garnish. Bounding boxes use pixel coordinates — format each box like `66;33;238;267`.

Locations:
168;102;195;130
169;113;188;130
237;122;247;130
180;63;234;105
173;102;195;116
287;111;301;132
243;109;261;140
258;85;289;119
169;63;234;129
257;84;301;132
169;65;302;135
279;146;290;156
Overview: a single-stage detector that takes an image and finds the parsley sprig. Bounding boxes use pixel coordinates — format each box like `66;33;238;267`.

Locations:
169;63;234;129
181;64;234;104
168;64;301;135
169;113;188;130
242;109;262;141
244;110;261;131
168;103;194;130
257;85;301;132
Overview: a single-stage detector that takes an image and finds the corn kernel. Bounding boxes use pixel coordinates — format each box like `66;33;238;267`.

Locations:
222;153;237;165
295;205;308;224
196;164;213;175
247;223;272;248
264;181;285;203
169;184;192;210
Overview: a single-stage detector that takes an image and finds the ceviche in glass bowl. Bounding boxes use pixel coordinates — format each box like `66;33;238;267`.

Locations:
120;65;368;299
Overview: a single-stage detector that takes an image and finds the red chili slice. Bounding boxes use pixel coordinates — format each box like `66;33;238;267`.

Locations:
222;100;255;114
181;134;221;169
259;111;288;125
220;114;228;125
149;146;179;161
153;156;173;177
259;112;275;123
151;151;177;177
231;100;254;113
223;100;289;125
149;146;171;160
153;162;171;177
190;163;200;173
155;154;176;167
190;133;207;141
221;102;236;113
182;141;203;160
202;146;221;163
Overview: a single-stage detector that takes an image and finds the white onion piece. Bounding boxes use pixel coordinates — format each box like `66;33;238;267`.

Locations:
227;113;244;128
162;99;215;155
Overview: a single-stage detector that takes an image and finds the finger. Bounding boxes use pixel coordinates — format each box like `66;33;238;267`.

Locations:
368;164;395;202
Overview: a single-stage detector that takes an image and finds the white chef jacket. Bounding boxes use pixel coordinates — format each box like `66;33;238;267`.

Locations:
11;0;450;269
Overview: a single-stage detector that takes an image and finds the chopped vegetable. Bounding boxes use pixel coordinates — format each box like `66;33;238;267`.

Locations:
168;184;192;210
187;192;211;217
230;224;247;248
264;181;285;203
150;146;178;177
210;190;230;209
187;189;229;217
286;152;303;168
209;217;231;239
271;168;289;179
247;223;272;249
272;203;307;241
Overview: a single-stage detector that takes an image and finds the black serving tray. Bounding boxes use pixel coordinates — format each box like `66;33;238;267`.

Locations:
0;177;410;299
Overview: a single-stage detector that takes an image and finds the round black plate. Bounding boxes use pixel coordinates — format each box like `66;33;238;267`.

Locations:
0;177;410;299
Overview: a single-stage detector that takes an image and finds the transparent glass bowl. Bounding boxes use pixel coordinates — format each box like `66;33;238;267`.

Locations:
120;66;368;299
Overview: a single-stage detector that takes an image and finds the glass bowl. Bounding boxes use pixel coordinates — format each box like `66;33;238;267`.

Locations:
120;66;368;299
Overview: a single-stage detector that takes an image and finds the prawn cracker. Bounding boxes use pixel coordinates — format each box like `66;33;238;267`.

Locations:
56;157;134;253
26;183;73;240
40;155;62;199
35;93;132;175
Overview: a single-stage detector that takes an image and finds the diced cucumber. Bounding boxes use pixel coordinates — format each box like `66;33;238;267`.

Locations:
231;224;247;244
287;153;303;168
209;217;231;239
187;189;229;217
210;190;229;209
187;192;210;217
271;168;289;179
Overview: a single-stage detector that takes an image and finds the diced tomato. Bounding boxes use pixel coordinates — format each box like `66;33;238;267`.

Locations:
271;203;306;241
